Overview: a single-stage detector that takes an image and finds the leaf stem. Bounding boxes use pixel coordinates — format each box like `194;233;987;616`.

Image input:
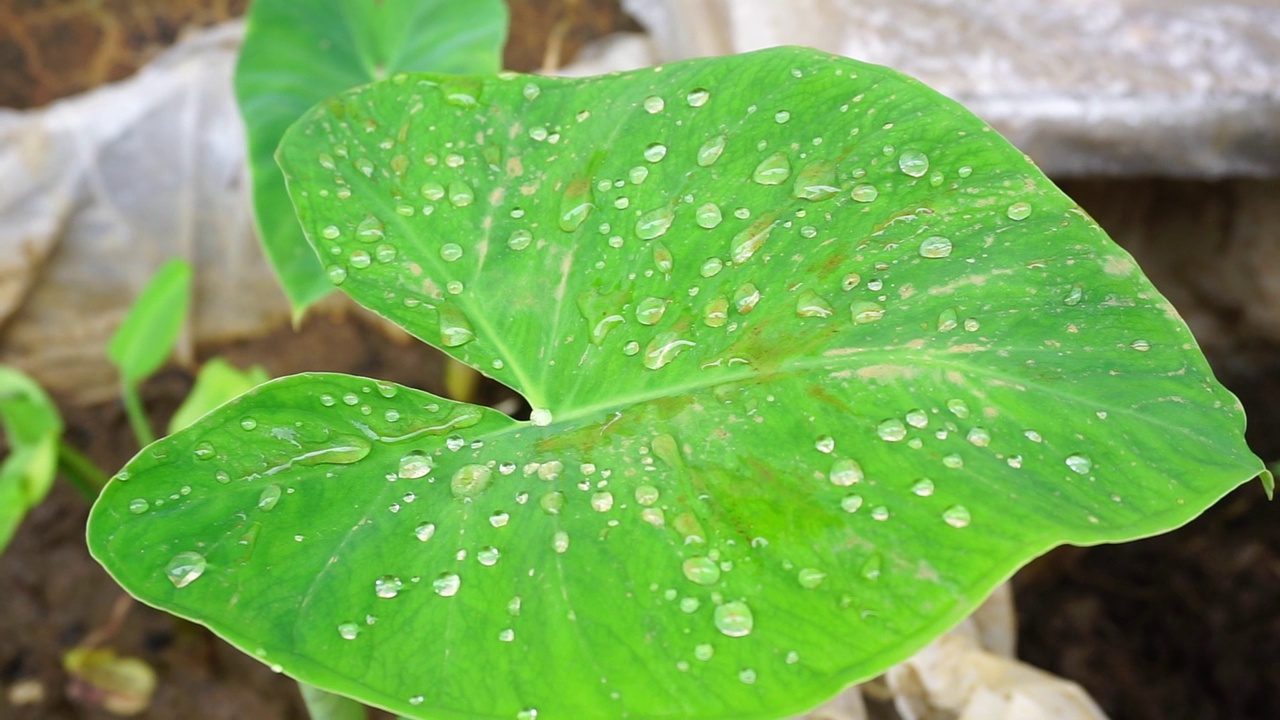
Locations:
121;382;155;447
57;440;109;500
444;357;482;403
298;683;367;720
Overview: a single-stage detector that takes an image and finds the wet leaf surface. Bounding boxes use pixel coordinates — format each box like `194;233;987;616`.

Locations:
90;47;1263;720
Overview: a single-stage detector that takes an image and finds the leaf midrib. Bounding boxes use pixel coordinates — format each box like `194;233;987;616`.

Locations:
494;345;1230;455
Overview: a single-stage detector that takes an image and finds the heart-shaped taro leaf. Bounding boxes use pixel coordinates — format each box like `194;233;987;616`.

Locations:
89;47;1264;720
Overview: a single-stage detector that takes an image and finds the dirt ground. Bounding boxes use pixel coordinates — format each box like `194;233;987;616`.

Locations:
2;1;1278;719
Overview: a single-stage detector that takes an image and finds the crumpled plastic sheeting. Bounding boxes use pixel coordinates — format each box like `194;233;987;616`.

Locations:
884;584;1108;720
600;0;1280;178
791;684;869;720
0;21;290;403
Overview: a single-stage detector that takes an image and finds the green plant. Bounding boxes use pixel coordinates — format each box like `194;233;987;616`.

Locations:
87;47;1267;720
0;365;63;554
235;0;508;316
1;259;194;556
107;258;192;446
169;358;271;435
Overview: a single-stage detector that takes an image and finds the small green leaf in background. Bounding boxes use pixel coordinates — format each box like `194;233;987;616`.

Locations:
92;48;1265;720
108;259;191;446
234;0;509;316
0;365;63;554
169;359;270;435
107;259;191;386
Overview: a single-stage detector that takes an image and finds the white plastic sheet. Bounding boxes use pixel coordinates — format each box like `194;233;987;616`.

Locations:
0;22;290;402
616;0;1280;178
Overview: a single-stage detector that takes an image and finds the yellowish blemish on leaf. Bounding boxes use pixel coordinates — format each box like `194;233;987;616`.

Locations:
1103;254;1137;277
855;364;920;381
929;274;989;296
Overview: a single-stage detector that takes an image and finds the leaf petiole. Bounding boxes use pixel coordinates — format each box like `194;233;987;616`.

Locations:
56;440;109;500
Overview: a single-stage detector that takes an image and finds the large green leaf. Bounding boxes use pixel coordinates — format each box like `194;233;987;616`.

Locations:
0;366;63;554
90;48;1264;720
234;0;508;314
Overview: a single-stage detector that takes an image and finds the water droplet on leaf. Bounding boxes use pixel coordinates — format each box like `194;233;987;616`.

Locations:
829;459;863;486
946;399;971;418
695;202;722;229
697;135;726;167
1065;453;1093;475
795;290;834;318
257;484;282;511
682;557;721;585
636;207;675;240
447;181;475;207
1007;201;1032;220
850;301;885;324
966;427;991;447
898;149;929;177
415;522;436;542
877;419;907;442
918;236;953;258
943;505;972;528
375;575;402;599
433;572;461;597
752;152;791;185
635;297;668;326
437;306;476;347
714;601;754;637
399;451;433;479
798;568;825;588
851;184;879;202
440;243;463;262
451;464;493;498
644;332;694;370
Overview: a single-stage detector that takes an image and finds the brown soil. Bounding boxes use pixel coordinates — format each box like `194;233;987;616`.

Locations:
0;0;250;109
1016;485;1278;720
0;0;638;109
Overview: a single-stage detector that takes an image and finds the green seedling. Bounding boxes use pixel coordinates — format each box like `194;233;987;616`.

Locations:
89;48;1267;720
170;359;270;435
1;259;209;555
0;366;63;554
107;259;192;446
235;0;509;316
